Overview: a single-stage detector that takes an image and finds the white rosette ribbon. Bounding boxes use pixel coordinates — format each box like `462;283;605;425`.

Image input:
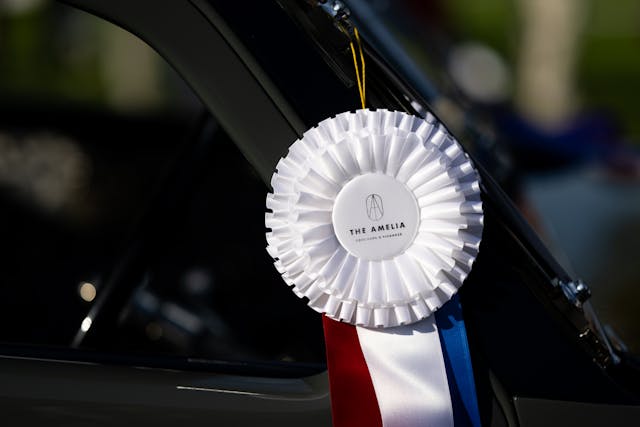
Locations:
265;109;483;328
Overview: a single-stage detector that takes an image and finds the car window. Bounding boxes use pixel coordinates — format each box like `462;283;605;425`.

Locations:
0;1;324;366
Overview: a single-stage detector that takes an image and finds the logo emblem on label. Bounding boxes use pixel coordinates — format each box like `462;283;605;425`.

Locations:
366;194;384;221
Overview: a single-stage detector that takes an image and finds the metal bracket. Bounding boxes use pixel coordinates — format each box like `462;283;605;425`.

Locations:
555;278;592;309
320;0;350;20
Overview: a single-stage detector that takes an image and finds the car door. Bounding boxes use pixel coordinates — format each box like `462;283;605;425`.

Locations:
0;1;331;425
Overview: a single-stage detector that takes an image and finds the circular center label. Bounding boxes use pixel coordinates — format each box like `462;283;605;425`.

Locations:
332;173;419;261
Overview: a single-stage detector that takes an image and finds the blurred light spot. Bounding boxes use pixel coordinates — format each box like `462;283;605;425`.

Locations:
79;282;96;302
448;42;511;104
145;322;163;341
161;303;203;335
0;132;90;213
0;0;45;15
183;268;213;296
80;316;92;332
135;289;160;313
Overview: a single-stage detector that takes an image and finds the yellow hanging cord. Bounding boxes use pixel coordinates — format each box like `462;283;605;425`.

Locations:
349;27;366;109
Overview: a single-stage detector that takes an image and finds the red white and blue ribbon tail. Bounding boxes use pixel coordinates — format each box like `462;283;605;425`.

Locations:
324;295;481;427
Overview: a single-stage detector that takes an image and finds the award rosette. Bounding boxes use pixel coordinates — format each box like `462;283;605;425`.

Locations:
266;109;483;427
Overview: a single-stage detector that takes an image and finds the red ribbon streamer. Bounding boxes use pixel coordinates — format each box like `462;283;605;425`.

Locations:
323;315;383;427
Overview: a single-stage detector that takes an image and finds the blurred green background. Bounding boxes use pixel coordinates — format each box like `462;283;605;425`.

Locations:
446;0;640;141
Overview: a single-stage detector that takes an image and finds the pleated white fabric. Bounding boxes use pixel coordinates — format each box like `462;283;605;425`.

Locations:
266;109;483;328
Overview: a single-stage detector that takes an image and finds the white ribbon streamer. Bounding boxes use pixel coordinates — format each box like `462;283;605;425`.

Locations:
357;318;454;427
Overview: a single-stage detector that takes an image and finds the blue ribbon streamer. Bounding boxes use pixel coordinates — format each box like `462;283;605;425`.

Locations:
435;295;482;427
